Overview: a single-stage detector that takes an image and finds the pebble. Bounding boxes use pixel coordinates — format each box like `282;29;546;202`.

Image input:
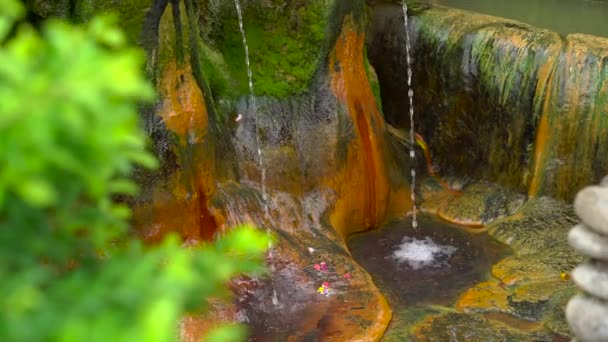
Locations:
566;294;608;342
569;224;608;260
574;186;608;236
572;261;608;300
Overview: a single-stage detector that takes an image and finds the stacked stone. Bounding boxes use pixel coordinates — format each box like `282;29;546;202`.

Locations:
567;177;608;341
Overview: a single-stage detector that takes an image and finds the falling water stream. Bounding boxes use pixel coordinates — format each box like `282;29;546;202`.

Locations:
234;0;278;306
402;1;418;230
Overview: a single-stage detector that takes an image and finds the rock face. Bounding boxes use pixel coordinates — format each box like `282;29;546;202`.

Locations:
367;2;608;202
132;0;222;243
567;180;608;341
133;0;413;340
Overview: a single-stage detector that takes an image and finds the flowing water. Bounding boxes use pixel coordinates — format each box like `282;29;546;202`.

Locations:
234;0;278;306
402;1;418;230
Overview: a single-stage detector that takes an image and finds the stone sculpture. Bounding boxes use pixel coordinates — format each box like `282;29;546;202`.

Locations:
567;176;608;341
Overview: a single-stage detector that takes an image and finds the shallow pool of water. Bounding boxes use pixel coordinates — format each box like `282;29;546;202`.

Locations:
430;0;608;38
348;216;510;307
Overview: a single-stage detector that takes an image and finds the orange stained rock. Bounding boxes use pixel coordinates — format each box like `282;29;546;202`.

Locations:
132;58;218;243
132;167;220;243
527;59;557;198
158;60;209;143
328;15;411;238
455;281;510;312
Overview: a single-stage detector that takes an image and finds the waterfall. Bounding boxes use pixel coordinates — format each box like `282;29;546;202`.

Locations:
234;0;277;306
402;1;418;230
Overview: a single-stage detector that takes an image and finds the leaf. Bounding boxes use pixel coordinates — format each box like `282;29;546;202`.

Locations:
17;178;56;207
0;0;23;41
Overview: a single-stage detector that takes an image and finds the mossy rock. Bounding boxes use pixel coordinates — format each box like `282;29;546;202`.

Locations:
487;196;583;271
412;312;552;341
209;0;334;98
542;286;576;338
437;181;525;227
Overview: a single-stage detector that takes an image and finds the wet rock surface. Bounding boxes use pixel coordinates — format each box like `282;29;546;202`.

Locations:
437;181;525;227
207;182;392;342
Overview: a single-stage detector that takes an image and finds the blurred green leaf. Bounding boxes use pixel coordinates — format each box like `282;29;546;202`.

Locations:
0;0;23;40
0;1;267;341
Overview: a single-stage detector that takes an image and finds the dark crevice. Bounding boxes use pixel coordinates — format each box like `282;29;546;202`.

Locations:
171;0;185;65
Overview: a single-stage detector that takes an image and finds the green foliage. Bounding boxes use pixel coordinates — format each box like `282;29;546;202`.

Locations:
215;0;330;98
0;2;268;341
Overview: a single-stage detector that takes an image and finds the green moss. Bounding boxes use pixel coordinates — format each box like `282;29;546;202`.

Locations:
199;43;233;100
213;0;331;98
364;47;383;113
74;0;150;44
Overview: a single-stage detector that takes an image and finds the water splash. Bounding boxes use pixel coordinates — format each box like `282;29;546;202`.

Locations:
234;0;277;305
402;1;418;230
392;237;457;270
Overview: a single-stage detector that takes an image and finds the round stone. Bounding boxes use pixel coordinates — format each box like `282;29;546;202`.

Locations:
569;224;608;260
572;261;608;300
566;294;608;342
574;186;608;235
